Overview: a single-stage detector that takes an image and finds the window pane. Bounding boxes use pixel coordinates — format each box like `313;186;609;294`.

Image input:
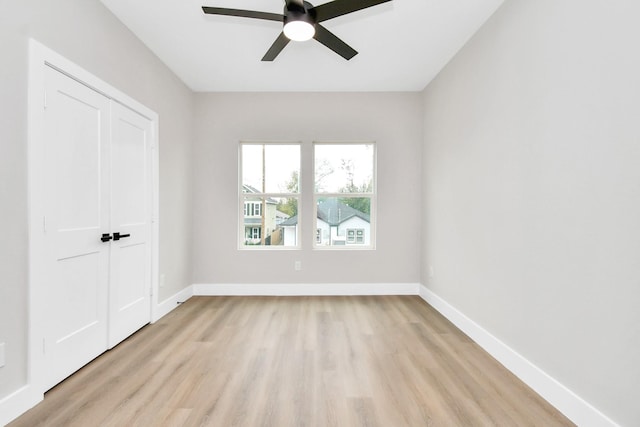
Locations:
242;144;300;193
315;197;371;246
241;196;298;247
241;144;263;191
265;145;300;193
314;144;374;193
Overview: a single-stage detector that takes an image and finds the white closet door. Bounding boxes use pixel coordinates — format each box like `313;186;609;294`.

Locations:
43;66;110;390
108;102;152;347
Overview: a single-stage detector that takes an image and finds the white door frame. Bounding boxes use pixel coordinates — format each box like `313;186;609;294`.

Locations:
27;39;160;399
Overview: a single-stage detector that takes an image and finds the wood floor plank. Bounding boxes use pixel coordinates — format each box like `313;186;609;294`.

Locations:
9;296;575;427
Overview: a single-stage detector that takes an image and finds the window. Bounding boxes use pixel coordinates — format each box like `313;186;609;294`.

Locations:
314;143;375;249
244;202;262;217
240;142;300;248
346;228;365;244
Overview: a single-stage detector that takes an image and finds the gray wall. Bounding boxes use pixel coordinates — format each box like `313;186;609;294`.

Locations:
421;0;640;425
192;92;422;285
0;0;193;400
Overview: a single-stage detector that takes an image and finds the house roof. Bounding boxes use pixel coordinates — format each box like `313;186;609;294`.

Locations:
279;215;299;227
244;218;262;226
242;184;277;204
242;184;261;194
280;199;369;227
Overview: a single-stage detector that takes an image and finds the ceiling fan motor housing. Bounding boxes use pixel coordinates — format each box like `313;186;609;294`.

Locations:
284;1;317;27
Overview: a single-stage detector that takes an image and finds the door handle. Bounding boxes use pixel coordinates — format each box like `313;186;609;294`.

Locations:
113;232;131;241
101;233;113;242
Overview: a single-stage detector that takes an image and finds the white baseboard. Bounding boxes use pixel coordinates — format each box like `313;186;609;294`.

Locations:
152;285;194;322
0;385;42;426
418;284;619;427
193;282;420;296
6;284;615;427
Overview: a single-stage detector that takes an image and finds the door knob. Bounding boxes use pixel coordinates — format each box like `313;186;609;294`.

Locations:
113;232;131;241
100;233;112;242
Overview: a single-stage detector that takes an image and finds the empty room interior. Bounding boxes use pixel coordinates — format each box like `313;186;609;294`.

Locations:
1;0;639;426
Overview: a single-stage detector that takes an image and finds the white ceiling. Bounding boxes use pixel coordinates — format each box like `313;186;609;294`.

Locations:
100;0;504;92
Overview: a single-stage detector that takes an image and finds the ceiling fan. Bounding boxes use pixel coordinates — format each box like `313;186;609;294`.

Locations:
202;0;392;61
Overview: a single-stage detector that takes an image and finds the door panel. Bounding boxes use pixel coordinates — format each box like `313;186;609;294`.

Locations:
115;243;147;310
108;102;152;347
43;66;110;390
54;253;102;339
54;91;102;231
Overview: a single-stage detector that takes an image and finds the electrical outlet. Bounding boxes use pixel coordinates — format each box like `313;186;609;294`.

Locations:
0;342;5;368
428;266;435;278
159;273;166;288
294;261;302;271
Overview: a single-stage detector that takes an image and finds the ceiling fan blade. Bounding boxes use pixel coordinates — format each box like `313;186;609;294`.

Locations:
262;32;291;61
202;6;284;22
313;0;392;22
313;24;358;60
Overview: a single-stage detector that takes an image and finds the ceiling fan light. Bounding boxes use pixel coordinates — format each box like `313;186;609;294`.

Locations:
283;20;315;42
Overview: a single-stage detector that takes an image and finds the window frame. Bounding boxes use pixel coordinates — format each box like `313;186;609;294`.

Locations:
238;141;301;250
312;141;376;250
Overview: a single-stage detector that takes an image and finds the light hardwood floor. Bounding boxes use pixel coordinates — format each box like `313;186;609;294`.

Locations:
10;296;574;426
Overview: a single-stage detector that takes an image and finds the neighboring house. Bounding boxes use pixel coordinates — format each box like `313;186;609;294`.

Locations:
281;198;370;246
275;210;290;225
242;184;290;245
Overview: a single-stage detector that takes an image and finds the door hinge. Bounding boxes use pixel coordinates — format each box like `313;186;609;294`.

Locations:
43;216;47;233
150;287;153;297
44;90;47;109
